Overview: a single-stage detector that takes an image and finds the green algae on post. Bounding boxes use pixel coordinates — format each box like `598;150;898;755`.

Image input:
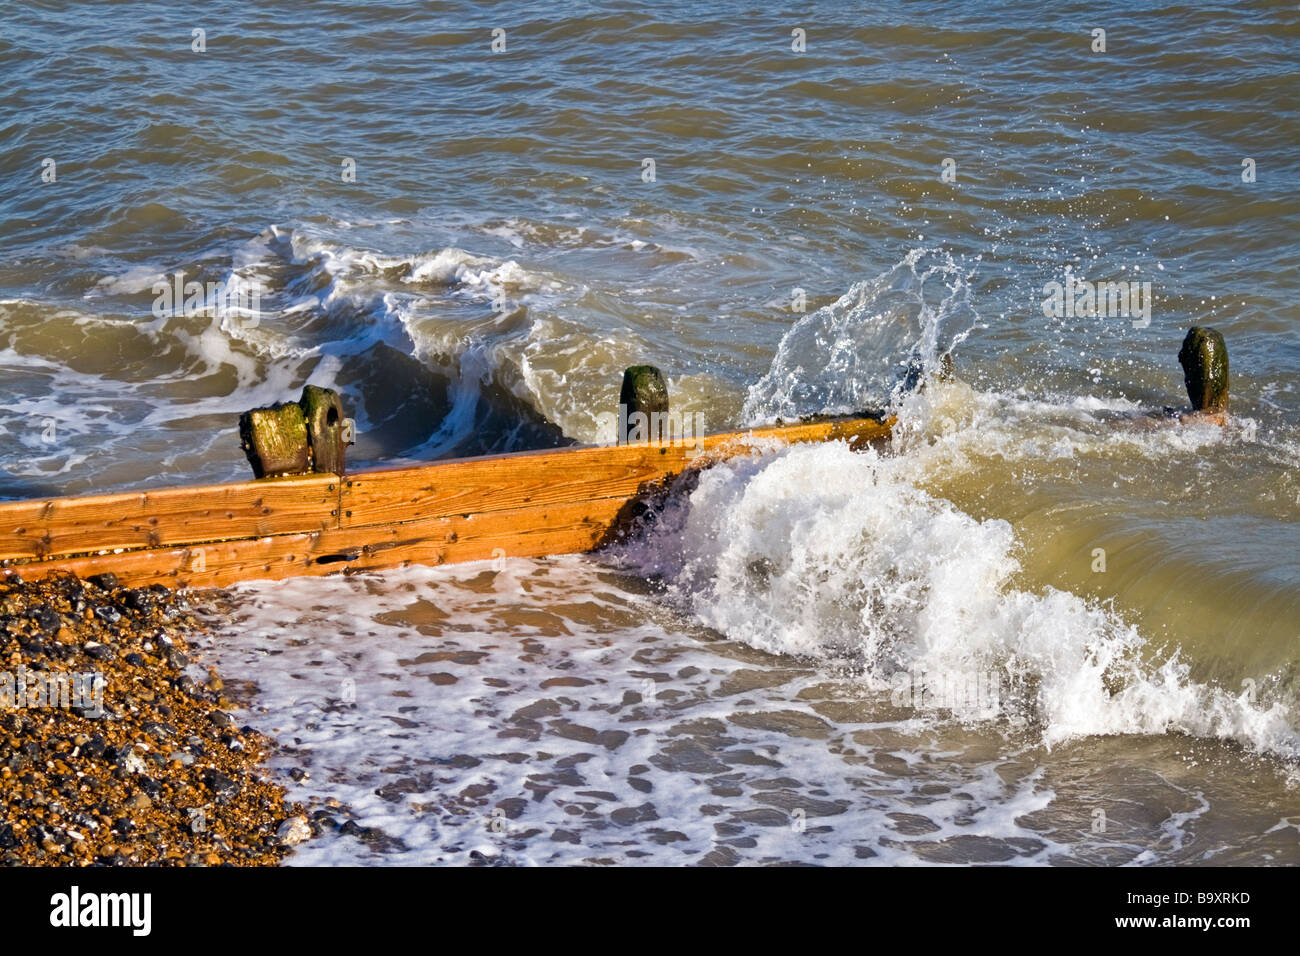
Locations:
1177;326;1229;413
239;402;310;479
299;385;347;476
619;365;669;444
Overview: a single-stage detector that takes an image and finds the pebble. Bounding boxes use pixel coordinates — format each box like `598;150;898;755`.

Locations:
29;605;60;634
93;605;122;625
0;571;309;867
201;768;239;797
119;750;147;775
276;816;312;846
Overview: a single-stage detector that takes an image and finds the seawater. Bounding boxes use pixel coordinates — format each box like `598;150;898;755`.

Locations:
3;1;1298;863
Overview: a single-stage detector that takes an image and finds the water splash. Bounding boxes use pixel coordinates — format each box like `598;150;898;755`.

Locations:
611;439;1300;764
742;248;979;424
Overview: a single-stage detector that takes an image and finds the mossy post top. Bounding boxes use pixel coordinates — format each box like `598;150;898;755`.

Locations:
620;365;669;417
1178;326;1229;413
618;365;671;445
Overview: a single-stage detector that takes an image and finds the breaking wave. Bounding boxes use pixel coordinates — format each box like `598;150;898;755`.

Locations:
613;438;1300;763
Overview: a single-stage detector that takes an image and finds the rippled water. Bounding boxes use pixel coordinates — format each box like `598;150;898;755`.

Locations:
195;554;1300;865
3;1;1299;863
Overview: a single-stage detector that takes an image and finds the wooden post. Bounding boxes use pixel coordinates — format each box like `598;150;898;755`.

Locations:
619;365;669;444
239;404;309;478
1178;327;1229;415
897;352;955;394
240;386;348;479
937;352;955;382
299;385;346;475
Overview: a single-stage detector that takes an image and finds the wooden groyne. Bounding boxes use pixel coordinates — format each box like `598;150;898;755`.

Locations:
0;403;892;589
0;326;1226;590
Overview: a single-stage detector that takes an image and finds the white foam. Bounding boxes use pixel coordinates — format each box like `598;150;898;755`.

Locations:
611;440;1300;761
195;557;1075;866
90;264;168;296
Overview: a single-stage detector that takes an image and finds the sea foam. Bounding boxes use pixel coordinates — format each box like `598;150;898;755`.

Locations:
612;438;1300;761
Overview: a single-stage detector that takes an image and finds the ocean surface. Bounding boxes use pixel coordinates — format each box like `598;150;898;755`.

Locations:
3;0;1299;864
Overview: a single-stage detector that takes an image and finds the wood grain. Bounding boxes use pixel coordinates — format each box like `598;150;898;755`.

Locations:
0;474;340;562
0;414;892;586
339;415;894;530
11;497;629;589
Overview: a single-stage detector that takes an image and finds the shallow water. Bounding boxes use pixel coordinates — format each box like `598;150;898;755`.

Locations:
195;556;1300;865
3;1;1299;863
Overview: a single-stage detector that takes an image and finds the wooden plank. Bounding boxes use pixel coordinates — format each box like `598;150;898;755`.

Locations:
339;415;894;530
12;497;631;589
0;414;893;586
0;474;341;562
698;416;892;454
340;442;688;530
